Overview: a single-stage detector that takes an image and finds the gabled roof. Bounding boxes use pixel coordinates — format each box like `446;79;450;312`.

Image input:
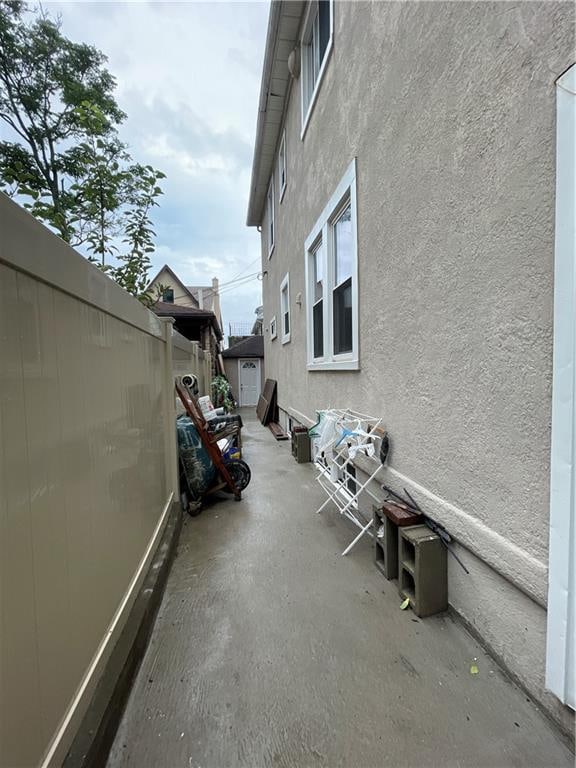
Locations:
222;335;264;358
246;0;305;226
147;264;199;306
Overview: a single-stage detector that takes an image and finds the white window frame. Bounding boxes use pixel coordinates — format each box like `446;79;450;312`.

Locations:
309;237;326;362
546;63;575;711
280;273;291;345
278;130;287;202
267;177;275;258
304;158;358;371
270;315;277;340
300;0;334;139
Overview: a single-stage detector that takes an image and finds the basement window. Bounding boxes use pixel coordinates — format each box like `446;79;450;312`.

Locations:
301;0;334;136
305;159;358;370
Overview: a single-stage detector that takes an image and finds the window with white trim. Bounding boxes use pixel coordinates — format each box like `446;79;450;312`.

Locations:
301;0;333;133
278;131;287;201
311;238;324;358
305;159;358;370
270;315;277;340
280;273;290;344
267;178;275;257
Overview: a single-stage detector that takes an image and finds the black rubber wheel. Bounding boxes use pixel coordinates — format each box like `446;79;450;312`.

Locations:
224;460;251;492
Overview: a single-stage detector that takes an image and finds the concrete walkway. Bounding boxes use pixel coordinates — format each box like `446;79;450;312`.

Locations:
107;410;572;768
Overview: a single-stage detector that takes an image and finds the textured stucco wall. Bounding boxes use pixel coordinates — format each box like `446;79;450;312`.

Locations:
259;1;575;731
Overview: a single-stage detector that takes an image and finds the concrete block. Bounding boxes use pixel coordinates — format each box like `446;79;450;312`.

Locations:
373;506;398;580
291;429;311;463
398;525;447;617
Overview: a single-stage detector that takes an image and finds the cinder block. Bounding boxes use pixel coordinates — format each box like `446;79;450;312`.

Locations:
291;429;311;463
398;525;447;617
373;506;398;580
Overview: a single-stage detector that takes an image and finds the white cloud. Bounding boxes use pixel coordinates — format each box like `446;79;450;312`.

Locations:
43;0;269;333
143;135;236;176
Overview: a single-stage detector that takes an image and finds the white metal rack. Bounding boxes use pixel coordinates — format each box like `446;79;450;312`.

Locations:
312;409;386;556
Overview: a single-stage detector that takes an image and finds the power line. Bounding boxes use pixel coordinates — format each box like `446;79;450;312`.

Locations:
217;274;261;297
218;271;260;289
229;256;261;283
194;270;260;297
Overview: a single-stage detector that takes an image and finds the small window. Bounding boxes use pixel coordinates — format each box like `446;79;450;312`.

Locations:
301;0;333;134
280;273;290;344
278;131;287;201
305;159;358;370
270;315;277;340
162;287;174;303
267;178;275;257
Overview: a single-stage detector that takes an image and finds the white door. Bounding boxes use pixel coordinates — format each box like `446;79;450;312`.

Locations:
239;359;260;406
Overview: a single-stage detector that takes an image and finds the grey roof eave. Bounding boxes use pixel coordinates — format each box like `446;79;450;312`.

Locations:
246;1;305;227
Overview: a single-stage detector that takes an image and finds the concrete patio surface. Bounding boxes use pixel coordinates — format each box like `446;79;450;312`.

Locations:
107;409;573;768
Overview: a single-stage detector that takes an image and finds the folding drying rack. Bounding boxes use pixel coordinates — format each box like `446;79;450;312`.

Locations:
312;408;386;556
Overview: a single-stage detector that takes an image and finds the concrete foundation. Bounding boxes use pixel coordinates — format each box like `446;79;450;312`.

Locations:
107;411;573;767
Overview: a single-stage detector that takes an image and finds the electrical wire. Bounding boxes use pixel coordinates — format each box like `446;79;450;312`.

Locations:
217;274;262;297
229;256;261;283
194;270;260;298
218;271;260;288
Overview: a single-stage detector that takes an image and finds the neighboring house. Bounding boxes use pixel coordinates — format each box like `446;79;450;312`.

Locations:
187;280;223;333
251;305;264;336
148;264;223;374
148;265;223;328
222;335;264;407
247;0;575;734
148;264;199;307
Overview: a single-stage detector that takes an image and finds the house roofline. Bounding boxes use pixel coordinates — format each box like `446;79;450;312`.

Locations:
153;302;224;341
246;1;305;227
147;264;199;306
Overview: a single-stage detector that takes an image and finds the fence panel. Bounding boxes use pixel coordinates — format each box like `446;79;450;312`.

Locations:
0;194;177;768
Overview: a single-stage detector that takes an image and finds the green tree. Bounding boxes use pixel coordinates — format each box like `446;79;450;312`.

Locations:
0;0;165;301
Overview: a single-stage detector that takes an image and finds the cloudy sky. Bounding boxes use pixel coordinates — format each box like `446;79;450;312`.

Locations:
47;0;270;337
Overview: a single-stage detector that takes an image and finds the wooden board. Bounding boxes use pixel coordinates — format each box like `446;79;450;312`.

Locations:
258;379;277;425
380;502;422;527
268;422;288;440
256;394;268;422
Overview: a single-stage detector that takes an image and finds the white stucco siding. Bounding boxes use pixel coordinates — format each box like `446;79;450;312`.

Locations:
258;0;575;732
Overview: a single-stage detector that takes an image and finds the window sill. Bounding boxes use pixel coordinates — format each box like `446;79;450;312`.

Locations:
268;243;275;259
307;359;359;371
279;183;286;203
282;334;291;345
301;39;333;141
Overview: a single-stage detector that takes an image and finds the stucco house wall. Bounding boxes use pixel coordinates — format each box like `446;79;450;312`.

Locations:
253;1;574;733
